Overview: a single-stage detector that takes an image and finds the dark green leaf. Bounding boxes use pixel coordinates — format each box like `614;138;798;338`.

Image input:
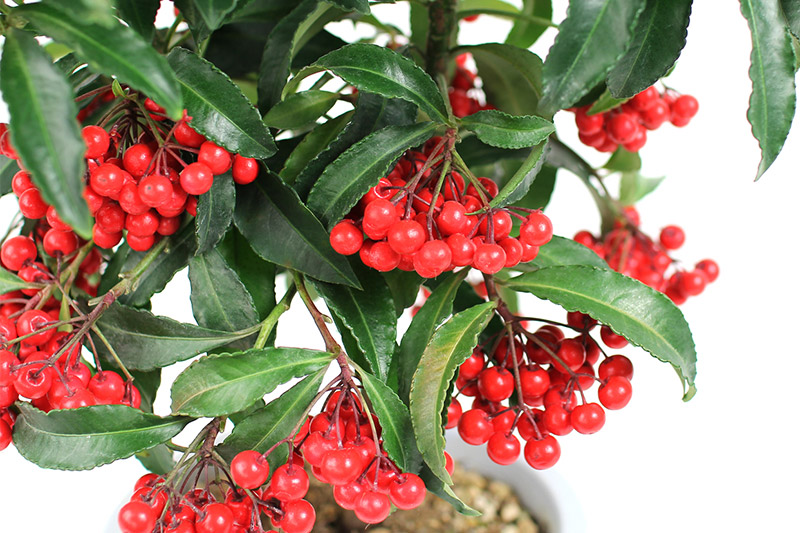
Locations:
421;467;481;516
382;270;422;316
257;0;321;113
397;271;466;404
323;0;369;14
48;0;117;27
312;44;449;123
467;43;544;116
782;0;800;39
195;171;236;255
119;224;198;308
205;20;276;78
587;88;628;115
263;90;341;129
180;0;240;33
172;0;210;43
409;2;429;50
234;171;360;287
18;3;182;119
539;0;645;115
506;266;696;398
505;0;553;49
0;267;33;295
171;348;333;416
604;147;641;172
13;403;190;471
217;227;276;320
188;249;259;333
0;155;20;196
410;301;496;483
619;170;664;205
312;265;396;381
607;0;692;98
489;141;547;208
0;29;91;239
292;93;417;198
513;235;608;271
94;303;259;370
740;0;797;178
167;47;276;158
135;444;176;475
281;112;353;185
218;370;325;469
358;368;421;473
115;0;160;41
307;122;437;228
461;110;553;150
515;163;557;210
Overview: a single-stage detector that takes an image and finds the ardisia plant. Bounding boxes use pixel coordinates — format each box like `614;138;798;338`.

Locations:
0;0;794;532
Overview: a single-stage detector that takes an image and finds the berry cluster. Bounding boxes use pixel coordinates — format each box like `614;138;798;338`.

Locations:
447;310;634;470
572;86;699;153
329;138;554;277
448;53;493;118
574;207;719;305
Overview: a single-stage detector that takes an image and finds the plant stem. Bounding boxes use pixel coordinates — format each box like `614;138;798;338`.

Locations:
253;281;297;350
89;236;169;305
425;0;458;80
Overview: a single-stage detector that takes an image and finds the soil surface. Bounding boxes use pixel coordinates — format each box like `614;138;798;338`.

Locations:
305;464;543;533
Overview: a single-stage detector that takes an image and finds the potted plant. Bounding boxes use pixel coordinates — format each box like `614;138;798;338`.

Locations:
0;0;793;531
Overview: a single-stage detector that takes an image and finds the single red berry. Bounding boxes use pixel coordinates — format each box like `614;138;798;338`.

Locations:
519;365;550;398
354;491;391;524
575;108;605;135
436;201;468;236
174;120;206;147
629;86;660;111
196;502;235;533
389;473;427;510
231;449;270;489
43;229;78;258
271;463;310;501
695;259;720;283
11;171;34;197
126;211;160;237
232;155;258;184
88;370;126;404
319;447;365;486
126;232;156;252
671;94;699;120
543;404;573;436
118;182;150;215
45;206;71;232
157;216;181;236
598;376;633;410
198;141;232;175
606;112;639;144
387;219;427;255
367;241;401;272
0;419;11;451
82;125;110;159
334;480;367;510
486;432;520;465
279;499;316;533
138;174;173;207
472;243;506;274
18;188;49;219
118;500;158;533
519;211;553;246
457;408;493;445
13;362;54;399
180;162;214;195
571;402;606;434
600;325;628;349
598;354;634;381
640;99;670;130
17;309;55;346
524;435;561;469
498;237;523;267
477;366;514;402
1;235;37;271
659;225;685;250
362;199;398;240
552;338;586;374
413;239;451;277
92;225;122;249
0;351;19;387
90;163;129;198
329;221;363;255
96;203;126;233
122;144;154;178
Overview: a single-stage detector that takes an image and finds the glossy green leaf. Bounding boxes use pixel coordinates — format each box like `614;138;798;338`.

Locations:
292;93;417;198
312;44;449;123
171;348;333;416
506;266;696;398
512;235;608;271
357;368;421;473
410;301;497;483
312;265;396;381
172;0;211;44
216;228;276;320
515;163;557;210
218;370;326;469
13;403;190;471
619;170;664;205
505;0;553;49
488;141;547;208
18;3;182;119
740;0;797;179
461;110;554;150
195;171;236;255
281;111;353;185
181;0;240;32
539;0;645;115
421;467;480;516
257;0;321;113
307;122;437;228
115;0;160;41
263;90;340;129
604;147;641;172
782;0;800;39
382;270;423;317
0;267;33;295
188;249;259;334
94;303;259;370
118;225;198;308
135;444;176;475
0;155;20;195
607;0;692;98
397;271;466;404
233;170;361;287
49;0;117;27
467;43;544;116
0;30;91;239
587;88;628;115
168;47;276;159
324;0;369;14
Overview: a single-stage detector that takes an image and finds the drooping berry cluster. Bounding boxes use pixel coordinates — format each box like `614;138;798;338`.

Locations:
572;86;699;153
447;309;634;470
0;235;138;454
329;138;554;277
448;53;494;118
574;206;719;305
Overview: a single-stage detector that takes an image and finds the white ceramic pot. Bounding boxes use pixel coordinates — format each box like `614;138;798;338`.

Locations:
446;435;587;533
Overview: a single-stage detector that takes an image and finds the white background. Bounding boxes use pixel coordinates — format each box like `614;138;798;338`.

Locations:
1;1;799;532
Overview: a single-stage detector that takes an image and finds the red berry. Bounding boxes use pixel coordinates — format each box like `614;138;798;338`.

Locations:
13;362;54;399
196;503;235;533
0;419;11;451
598;375;633;410
553;338;586;374
18;188;49;219
629;86;660;111
600;325;628;349
367;241;401;272
478;210;512;241
519;366;550;398
436;201;468;235
477;366;514;402
123;144;154;178
271;463;310;501
571;403;606;434
11;171;34;197
413;239;451;277
93;225;122;249
126;211;160;237
606;112;638;144
1;235;37;271
575;108;604;135
598;354;634;381
472;243;506;274
329;221;364;255
17;309;55;346
487;432;520;465
519;211;553;246
524;435;560;469
319;447;364;486
387;219;427;255
232;155;258;184
45;206;71;232
362;199;398;240
119;182;150;215
198;141;232;175
126;233;156;252
640;99;670;130
180;162;214;195
671;94;699;120
389;473;427;510
43;229;78;257
679;270;707;296
543;404;573;435
138;174;173;207
88;370;126;404
354;491;391;524
82;125;110;159
279;499;316;533
447;233;476;267
457;408;493;445
231;449;270;489
118;500;158;533
695;259;720;283
659;225;685;249
174;120;206;147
